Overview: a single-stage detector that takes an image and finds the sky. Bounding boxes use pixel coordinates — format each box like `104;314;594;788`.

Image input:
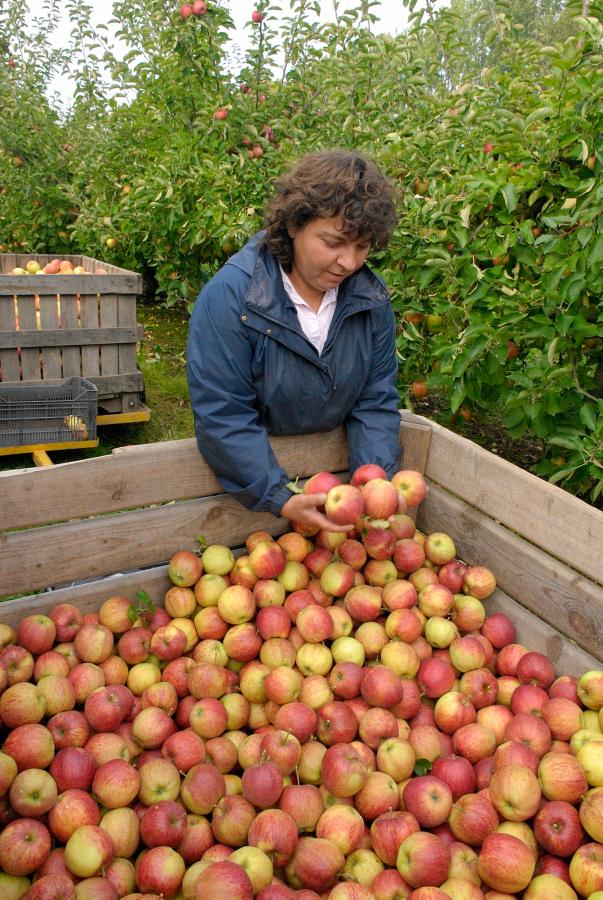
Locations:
50;1;408;104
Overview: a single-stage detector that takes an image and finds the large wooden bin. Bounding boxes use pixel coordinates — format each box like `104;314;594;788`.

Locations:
0;254;145;415
0;412;601;675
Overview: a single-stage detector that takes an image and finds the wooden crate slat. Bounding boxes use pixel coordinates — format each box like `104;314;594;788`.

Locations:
15;296;41;381
0;326;143;350
0;276;141;295
1;372;145;396
419;415;603;586
0;565;173;629
118;293;138;374
0;428;349;531
79;294;100;377
100;295;119;377
59;295;82;377
487;590;601;674
0;495;285;599
38;295;62;380
0;296;20;382
418;482;603;661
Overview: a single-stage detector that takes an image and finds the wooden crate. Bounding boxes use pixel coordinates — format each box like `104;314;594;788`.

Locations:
0;412;601;676
0;254;145;414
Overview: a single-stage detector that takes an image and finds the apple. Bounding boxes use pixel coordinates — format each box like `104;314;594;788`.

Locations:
321;742;369;798
431;755;476;800
195;859;254;898
417;656;456;699
393;539;426;574
9;767;57;817
325;484;365;525
181;762;225;814
47;788;100;842
477;832;535;893
0;817;52;875
533;800;584;857
135;845;185;898
523;873;578;899
568;841;603;896
580;787;603;842
423;532;456;565
403;775;453;827
538;750;588;803
418;583;454;618
241;760;283;809
64;823;114;878
292;836;345;892
0;681;45;727
481;612;516;648
391;470;428;508
577;670;603;710
16;614;56;655
434;691;477;734
396;831;451;888
201;543;234;575
504;712;552;757
355;769;399;820
3;722;55;769
361;478;400;518
448;792;499;846
576;738;603;787
488;763;541;821
463;566;496;600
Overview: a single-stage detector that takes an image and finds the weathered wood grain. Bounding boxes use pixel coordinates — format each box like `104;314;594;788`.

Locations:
0;428;349;531
0;296;20;382
0;326;143;349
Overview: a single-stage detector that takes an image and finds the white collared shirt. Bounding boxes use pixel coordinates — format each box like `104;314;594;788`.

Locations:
280;265;338;355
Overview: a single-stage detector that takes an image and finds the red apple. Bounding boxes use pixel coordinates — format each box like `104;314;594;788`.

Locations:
477;832;535;893
396;831;450;888
0;817;52;875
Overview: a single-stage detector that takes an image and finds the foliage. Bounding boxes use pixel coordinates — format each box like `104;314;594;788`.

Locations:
0;0;601;501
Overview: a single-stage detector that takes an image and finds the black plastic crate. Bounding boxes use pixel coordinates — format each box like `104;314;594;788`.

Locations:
0;377;98;448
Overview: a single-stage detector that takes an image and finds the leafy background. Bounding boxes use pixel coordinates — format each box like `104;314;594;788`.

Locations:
0;0;601;502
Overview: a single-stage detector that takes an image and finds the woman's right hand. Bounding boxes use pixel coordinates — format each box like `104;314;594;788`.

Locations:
280;493;354;534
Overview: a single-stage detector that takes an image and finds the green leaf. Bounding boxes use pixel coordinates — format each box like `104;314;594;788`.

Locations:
501;183;518;213
549;435;584;451
579;403;597;431
414;758;433;776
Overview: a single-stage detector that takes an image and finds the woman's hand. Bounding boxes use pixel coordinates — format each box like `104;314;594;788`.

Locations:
280;493;354;534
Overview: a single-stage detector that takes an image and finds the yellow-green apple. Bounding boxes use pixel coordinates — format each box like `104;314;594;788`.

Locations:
264;665;303;704
0;681;45;728
424;616;459;649
424;532;456;565
476;704;514;745
99;806;140;859
396;831;450;888
9;768;57;817
316;804;365;855
164;585;197;618
138;757;181;806
321;561;355;598
253;578;286;607
194;572;228;607
98;595;135;634
229;846;273;894
277;560;310;592
216;584;255;625
331;636;366;666
577;670;603;710
64;824;113;878
363;557;398;586
380;641;420;678
496;674;522;707
576;739;603;787
523;873;578;899
451;595;485;633
341;847;383;886
449;636;486;673
201;543;234;576
297;639;332;677
299;673;334;709
0;817;52;876
568;841;603;895
374;737;414;783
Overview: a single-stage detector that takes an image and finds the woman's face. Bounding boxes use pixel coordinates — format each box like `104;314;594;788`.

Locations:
288;216;371;306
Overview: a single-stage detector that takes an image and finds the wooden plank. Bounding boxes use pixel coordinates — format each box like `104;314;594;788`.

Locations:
0;495;285;599
418;415;603;586
0;326;143;349
99;295;119;378
0;296;20;382
79;295;100;377
0;428;349;531
0;565;173;629
0;275;141;295
487;590;601;673
117;294;138;374
15;296;41;381
418;482;603;662
59;295;82;377
38;295;62;380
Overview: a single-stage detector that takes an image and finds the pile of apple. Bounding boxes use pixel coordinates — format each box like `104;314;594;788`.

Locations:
5;260;108;275
0;465;602;900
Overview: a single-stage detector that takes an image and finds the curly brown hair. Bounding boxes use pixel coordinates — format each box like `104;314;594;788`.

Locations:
262;149;399;271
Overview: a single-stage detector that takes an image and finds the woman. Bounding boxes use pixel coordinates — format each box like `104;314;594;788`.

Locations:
187;149;401;533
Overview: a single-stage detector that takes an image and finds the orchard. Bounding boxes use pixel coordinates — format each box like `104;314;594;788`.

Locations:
0;0;601;501
0;464;602;898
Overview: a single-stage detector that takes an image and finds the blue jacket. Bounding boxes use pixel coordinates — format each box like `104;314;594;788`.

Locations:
187;233;401;516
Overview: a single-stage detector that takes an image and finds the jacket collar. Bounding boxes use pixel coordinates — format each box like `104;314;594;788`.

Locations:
226;232;390;322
